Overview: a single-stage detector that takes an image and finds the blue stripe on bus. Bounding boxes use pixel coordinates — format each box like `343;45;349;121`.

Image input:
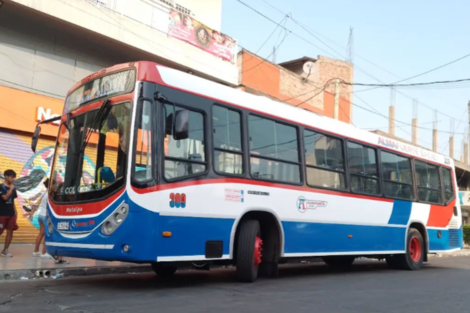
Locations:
156;215;235;257
388;200;412;225
427;228;463;251
282;221;406;253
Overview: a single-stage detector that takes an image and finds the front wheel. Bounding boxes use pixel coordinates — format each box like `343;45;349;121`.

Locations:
151;263;177;278
236;219;263;282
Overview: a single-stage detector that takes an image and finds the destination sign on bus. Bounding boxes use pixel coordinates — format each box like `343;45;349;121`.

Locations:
64;69;136;114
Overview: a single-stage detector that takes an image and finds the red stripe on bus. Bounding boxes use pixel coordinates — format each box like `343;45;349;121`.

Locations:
130;178;393;203
49;189;125;216
427;199;455;228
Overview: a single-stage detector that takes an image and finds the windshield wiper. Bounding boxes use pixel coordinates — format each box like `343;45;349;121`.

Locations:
78;99;111;154
63;113;78;155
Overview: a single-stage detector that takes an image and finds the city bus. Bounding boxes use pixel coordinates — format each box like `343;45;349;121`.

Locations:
31;61;463;282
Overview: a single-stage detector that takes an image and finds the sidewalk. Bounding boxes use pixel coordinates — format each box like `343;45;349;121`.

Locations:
432;247;470;258
0;244;151;281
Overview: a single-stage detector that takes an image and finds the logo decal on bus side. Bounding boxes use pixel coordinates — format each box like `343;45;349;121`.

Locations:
170;193;186;208
297;197;327;213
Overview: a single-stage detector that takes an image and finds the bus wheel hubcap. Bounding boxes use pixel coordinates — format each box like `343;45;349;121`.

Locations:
409;237;422;262
254;236;263;266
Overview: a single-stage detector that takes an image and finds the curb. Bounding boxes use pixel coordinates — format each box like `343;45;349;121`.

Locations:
0;265;152;281
432;252;470;258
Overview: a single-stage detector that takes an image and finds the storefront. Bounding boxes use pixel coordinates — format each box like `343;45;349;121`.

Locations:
0;85;63;243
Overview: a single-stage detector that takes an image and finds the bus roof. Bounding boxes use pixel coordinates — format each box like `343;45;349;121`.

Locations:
69;61;453;167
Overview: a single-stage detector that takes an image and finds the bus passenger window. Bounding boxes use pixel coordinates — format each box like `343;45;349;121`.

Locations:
415;161;442;204
165;104;206;179
249;115;300;183
380;151;413;200
347;142;380;195
442;168;454;202
304;130;346;190
213;105;243;175
132;100;154;183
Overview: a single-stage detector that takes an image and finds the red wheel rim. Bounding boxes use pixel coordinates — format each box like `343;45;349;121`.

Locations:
409;237;422;262
254;236;263;266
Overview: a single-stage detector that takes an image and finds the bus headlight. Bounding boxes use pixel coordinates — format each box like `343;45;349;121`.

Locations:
102;221;114;235
101;203;129;236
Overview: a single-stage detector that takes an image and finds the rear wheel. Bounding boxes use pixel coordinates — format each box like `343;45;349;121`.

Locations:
236;220;262;282
151;263;177;278
387;228;424;270
322;256;355;268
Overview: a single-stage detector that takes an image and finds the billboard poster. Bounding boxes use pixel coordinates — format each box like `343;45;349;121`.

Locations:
168;9;236;63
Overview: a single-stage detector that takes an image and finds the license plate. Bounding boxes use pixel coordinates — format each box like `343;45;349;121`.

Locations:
57;221;70;230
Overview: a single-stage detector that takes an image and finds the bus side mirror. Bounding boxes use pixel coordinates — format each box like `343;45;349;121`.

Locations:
31;126;41;153
174;110;189;140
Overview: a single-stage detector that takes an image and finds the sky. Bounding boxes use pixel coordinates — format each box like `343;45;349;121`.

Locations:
222;0;470;160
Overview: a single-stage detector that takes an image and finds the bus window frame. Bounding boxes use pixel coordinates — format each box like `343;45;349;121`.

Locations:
345;139;382;197
439;165;456;206
412;159;445;206
211;103;245;178
162;101;209;183
247;113;303;186
131;97;158;189
303;127;348;192
379;149;415;202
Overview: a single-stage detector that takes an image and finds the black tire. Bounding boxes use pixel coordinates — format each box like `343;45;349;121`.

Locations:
236;219;262;282
151;263;177;278
399;228;425;270
322;256;355;268
388;228;424;270
385;256;401;269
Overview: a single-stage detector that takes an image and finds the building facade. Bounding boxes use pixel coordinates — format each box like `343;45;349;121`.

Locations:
0;0;235;242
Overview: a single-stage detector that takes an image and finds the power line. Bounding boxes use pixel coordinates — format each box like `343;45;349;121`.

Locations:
253;15;288;55
343;77;470;88
242;0;466;123
242;26;289;73
352;95;465;136
378;51;470;87
294;78;336;107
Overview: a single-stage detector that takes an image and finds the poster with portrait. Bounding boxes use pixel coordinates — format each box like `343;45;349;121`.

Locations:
168;9;237;63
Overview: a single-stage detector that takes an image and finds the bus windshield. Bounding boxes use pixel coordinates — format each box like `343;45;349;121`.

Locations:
50;102;132;203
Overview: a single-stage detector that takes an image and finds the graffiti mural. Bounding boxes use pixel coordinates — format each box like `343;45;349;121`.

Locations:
1;146;96;230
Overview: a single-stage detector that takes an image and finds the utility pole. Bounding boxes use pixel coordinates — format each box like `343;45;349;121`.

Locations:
432;110;438;152
346;27;354;64
466;101;470;164
389;87;396;136
449;119;454;159
412;99;418;144
334;79;340;120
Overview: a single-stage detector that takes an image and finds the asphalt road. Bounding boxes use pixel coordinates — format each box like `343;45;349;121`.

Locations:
1;257;469;313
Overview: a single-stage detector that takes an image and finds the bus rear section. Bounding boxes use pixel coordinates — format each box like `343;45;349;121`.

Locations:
39;61;463;282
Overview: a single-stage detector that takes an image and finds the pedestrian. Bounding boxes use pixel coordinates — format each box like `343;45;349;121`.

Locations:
26;178;68;264
26;179;53;259
0;169;19;257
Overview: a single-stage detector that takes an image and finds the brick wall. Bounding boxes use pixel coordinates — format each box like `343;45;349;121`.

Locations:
239;50;353;124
